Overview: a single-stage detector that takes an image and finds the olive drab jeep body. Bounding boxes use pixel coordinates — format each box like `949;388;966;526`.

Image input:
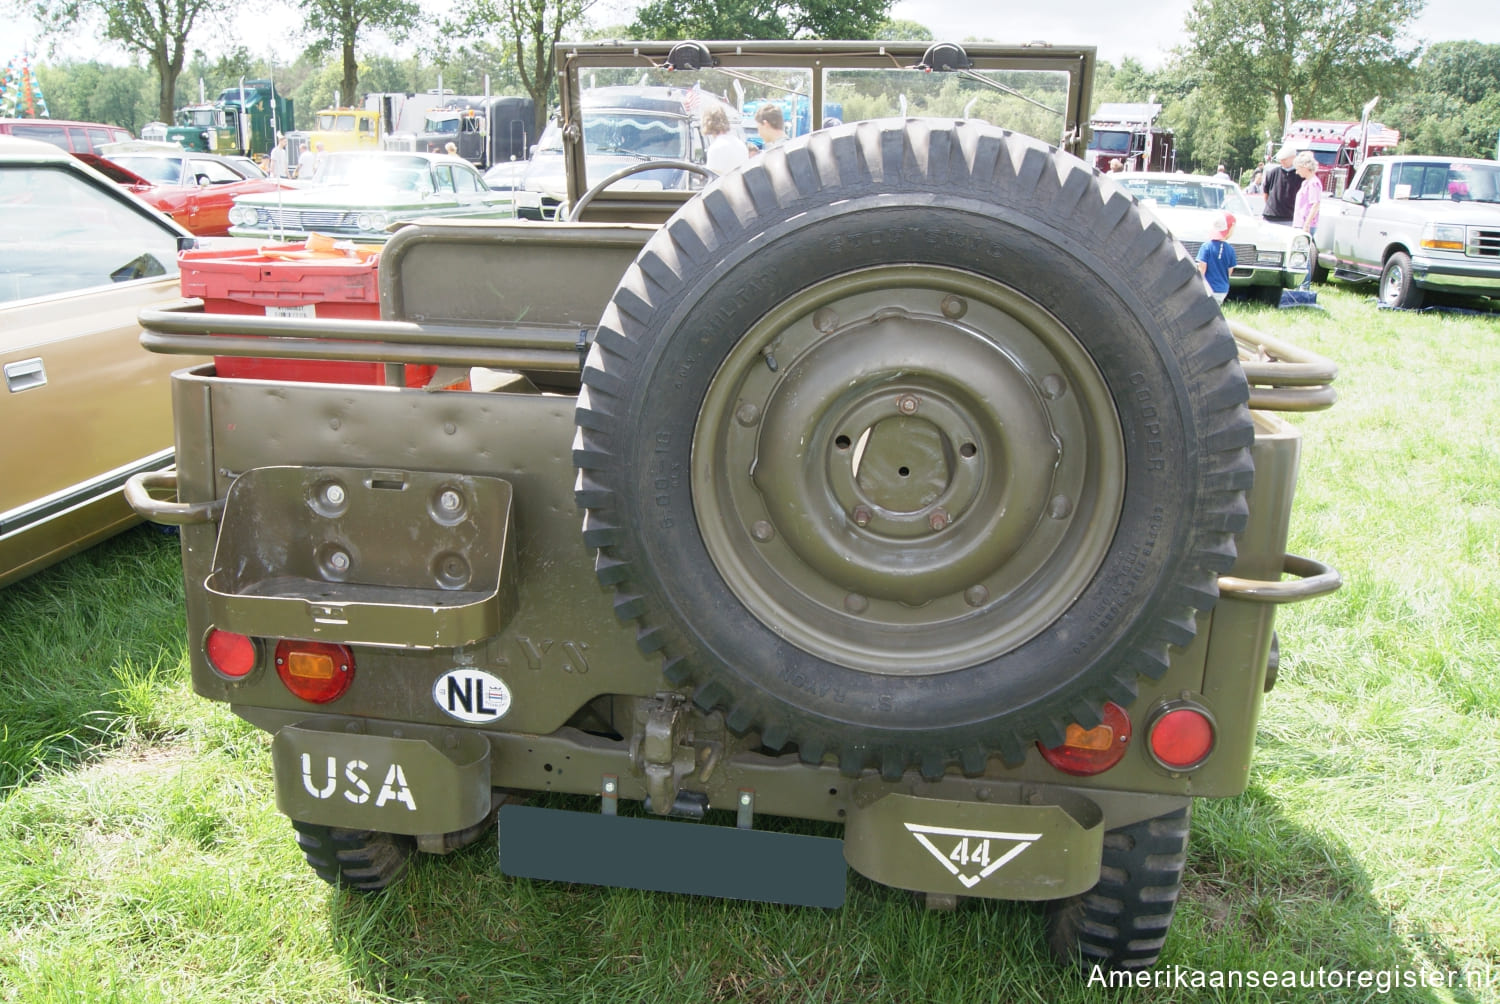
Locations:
129;40;1340;973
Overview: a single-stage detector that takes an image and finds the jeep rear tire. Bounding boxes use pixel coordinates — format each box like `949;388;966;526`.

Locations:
575;120;1254;778
1045;805;1192;972
291;820;414;892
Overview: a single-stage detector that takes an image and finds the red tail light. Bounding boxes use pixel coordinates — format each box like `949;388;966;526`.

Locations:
1147;703;1216;771
1038;702;1132;776
205;629;257;679
274;640;355;704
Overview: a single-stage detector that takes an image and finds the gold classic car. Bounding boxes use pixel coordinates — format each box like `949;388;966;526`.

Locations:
0;135;200;588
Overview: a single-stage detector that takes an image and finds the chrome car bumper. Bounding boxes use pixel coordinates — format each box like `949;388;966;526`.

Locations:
1412;256;1500;294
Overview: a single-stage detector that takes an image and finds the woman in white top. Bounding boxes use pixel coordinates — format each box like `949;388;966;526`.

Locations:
702;104;749;176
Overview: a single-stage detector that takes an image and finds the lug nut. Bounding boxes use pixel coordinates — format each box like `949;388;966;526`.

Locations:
928;508;950;532
439;490;463;512
897;394;920;415
852;506;872;527
751;520;775;542
940;295;968;319
327;549;350;571
323;484;345;506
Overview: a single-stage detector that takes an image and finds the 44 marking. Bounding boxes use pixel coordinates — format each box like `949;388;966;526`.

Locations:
903;822;1042;889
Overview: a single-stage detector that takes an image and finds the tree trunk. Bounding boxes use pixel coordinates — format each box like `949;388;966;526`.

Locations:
155;54;176;123
343;39;358;109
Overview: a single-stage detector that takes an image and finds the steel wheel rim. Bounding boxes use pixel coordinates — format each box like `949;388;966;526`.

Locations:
1382;262;1404;304
690;265;1126;675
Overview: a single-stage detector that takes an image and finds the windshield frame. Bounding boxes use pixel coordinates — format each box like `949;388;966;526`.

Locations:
555;40;1095;213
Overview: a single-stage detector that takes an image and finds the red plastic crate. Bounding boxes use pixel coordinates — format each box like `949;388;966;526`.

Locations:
179;244;438;387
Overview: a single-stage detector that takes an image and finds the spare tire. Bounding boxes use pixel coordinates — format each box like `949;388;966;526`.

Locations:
574;120;1253;779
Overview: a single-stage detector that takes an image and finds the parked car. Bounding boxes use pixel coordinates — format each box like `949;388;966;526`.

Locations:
1114;171;1313;303
229;150;522;242
484;86;706;219
223;154;269;179
83;140;293;236
1313;155;1500;309
0;117;132;154
0;135;202;588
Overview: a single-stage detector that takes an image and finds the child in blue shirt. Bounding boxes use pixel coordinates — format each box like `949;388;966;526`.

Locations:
1197;212;1237;304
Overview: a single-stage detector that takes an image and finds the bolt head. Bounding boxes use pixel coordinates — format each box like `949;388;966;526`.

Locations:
852;505;872;527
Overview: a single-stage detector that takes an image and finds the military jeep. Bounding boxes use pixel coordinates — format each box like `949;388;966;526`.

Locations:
129;39;1340;973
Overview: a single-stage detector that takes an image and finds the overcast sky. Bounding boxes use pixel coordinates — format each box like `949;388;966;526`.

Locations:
13;0;1499;73
887;0;1499;68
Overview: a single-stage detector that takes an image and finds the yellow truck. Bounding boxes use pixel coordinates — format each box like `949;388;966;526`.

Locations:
304;107;381;153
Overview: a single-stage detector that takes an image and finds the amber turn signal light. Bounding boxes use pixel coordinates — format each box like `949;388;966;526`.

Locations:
1038;702;1132;776
274;639;355;704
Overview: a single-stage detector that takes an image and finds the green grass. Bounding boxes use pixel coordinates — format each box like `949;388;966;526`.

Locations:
1;286;1498;1002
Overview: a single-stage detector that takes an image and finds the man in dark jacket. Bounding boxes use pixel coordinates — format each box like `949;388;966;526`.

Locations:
1262;144;1303;224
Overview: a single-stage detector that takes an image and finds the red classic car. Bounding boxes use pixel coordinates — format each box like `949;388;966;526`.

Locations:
78;141;294;236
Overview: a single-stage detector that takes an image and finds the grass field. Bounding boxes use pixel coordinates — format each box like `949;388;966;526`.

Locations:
1;286;1497;1003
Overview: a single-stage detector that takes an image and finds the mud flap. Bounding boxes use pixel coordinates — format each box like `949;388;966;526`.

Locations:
271;717;491;836
843;788;1104;900
498;804;847;908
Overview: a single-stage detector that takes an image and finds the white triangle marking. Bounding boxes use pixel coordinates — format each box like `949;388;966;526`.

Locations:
904;823;1042;889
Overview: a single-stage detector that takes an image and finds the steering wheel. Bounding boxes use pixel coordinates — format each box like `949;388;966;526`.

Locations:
568;159;714;222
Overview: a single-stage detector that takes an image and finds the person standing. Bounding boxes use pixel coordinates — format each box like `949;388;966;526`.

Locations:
1291;150;1324;289
1261;144;1302;224
297;142;325;180
1197;211;1238;304
754;104;787;149
702;104;748;176
1246;167;1264;194
1213;163;1231;181
269;134;289;178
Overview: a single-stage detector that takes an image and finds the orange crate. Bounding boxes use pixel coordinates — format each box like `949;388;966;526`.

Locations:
179;243;439;387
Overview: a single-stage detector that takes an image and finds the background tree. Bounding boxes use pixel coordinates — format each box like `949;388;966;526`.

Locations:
1386;41;1500;157
23;0;230;121
446;0;599;139
873;18;932;41
1184;0;1423;136
299;0;423;109
34;60;155;131
629;0;893;41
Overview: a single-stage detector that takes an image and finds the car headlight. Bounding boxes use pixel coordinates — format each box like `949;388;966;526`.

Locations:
228;206;255;226
1421;223;1466;252
1284;233;1310;269
356;211;389;232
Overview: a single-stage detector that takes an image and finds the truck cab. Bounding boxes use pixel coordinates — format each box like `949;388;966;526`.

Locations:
306;107;382;153
1086;102;1175;172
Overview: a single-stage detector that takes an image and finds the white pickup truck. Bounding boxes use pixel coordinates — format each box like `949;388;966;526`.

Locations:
1313;155;1500;309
